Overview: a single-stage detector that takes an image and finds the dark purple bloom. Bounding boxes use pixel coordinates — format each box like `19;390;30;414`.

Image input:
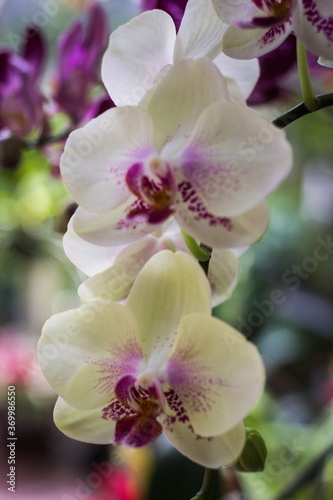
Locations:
0;27;46;138
141;0;189;31
247;34;297;104
53;4;110;124
83;92;115;122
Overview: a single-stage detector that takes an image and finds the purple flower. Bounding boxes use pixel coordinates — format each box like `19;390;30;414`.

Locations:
0;27;46;138
141;0;189;31
84;92;115;122
53;3;110;123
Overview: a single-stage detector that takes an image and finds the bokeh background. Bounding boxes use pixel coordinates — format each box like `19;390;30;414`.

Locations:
1;1;333;499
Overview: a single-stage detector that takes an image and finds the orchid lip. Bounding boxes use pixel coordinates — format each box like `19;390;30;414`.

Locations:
111;373;165;448
125;158;176;224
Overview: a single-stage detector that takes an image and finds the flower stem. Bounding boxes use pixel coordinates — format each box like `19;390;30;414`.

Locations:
181;230;212;262
190;468;218;500
296;39;318;112
272;92;333;129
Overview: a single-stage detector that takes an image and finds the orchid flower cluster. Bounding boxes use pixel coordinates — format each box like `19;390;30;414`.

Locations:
0;4;113;170
14;0;330;484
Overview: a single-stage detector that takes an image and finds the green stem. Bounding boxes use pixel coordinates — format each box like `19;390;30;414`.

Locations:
181;230;212;262
190;468;218;500
296;39;318;112
272;93;333;129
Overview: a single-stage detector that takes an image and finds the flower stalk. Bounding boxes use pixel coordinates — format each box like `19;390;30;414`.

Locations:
272;93;333;129
296;39;318;112
190;468;218;500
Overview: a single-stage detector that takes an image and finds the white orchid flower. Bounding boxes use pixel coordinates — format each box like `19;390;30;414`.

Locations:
61;58;292;254
101;0;260;104
64;218;240;307
212;0;333;60
38;251;265;468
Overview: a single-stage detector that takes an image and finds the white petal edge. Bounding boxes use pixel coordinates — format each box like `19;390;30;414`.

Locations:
161;415;246;468
213;52;260;99
78;236;159;303
102;10;176;106
38;302;141;410
63;217;125;276
175;199;269;249
174;0;228;62
54;397;116;444
166;313;265;436
212;0;259;25
209;249;240;307
60;106;155;213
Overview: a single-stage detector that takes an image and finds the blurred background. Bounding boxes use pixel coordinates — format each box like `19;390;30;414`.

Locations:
0;1;333;499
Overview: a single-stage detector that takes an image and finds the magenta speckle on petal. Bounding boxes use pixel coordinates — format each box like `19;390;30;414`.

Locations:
162;388;214;442
102;398;136;421
164;388;190;427
259;21;290;48
302;0;333;44
87;339;142;396
178;181;233;230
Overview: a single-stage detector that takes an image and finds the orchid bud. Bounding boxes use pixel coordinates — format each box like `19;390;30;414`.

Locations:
233;428;267;472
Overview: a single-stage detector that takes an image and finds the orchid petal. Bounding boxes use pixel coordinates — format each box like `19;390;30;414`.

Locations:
175;199;269;249
38;302;142;410
20;26;46;81
318;56;333;68
213;52;260;99
102;10;176;106
70;202;153;247
161;412;246;468
212;0;259;25
166;313;265;436
63;218;125;276
60;106;155;213
178;101;292;217
173;0;228;62
54;397;117;444
78;236;159;303
209;249;239;307
222;22;292;59
293;0;333;59
146;57;229;154
126;251;211;361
